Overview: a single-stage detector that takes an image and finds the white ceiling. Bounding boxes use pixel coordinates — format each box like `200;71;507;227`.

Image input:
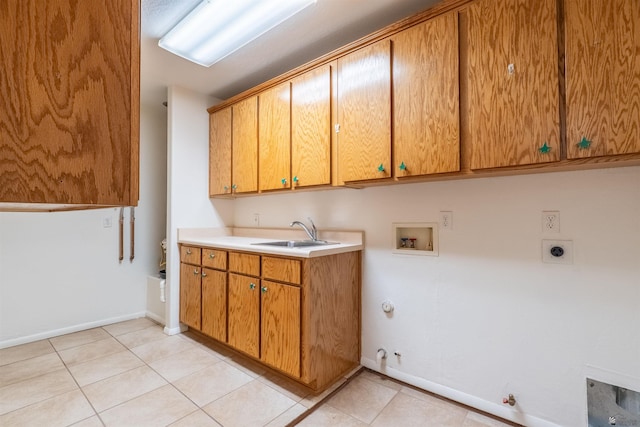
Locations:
140;0;441;108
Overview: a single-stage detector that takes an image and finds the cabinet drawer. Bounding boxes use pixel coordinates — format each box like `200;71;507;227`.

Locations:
262;257;301;285
180;246;201;265
202;249;227;270
229;252;260;277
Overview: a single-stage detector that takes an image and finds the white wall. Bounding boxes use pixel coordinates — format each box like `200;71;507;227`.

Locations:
231;166;640;427
0;105;168;347
164;86;233;334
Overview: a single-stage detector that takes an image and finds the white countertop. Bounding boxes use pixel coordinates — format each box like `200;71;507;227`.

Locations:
177;227;363;258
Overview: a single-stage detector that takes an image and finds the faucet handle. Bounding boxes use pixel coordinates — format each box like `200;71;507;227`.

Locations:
307;217;317;240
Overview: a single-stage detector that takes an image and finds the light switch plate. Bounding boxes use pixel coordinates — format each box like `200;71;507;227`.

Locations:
542;239;573;264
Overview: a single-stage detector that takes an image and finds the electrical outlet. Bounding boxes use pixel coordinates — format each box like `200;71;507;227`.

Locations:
440;211;453;230
542;239;573;264
252;213;260;227
542;211;560;233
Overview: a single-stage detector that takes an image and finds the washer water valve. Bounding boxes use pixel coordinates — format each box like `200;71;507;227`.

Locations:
503;394;516;406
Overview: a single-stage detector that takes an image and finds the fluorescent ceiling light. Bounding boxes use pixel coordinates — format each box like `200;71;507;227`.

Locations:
158;0;317;67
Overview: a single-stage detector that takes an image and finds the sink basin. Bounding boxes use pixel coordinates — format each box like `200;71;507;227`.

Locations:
252;240;337;248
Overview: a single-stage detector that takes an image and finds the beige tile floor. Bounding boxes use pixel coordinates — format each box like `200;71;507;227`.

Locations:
0;318;516;427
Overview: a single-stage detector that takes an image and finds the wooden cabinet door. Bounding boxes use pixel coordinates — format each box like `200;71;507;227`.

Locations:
464;0;560;169
291;64;332;187
565;0;640;158
261;280;301;378
259;83;291;191
393;13;460;177
337;40;391;183
209;107;232;196
201;268;227;342
228;273;260;358
232;96;258;194
180;263;201;330
0;0;139;206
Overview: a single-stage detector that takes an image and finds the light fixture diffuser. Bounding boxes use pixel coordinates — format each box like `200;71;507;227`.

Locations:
158;0;317;67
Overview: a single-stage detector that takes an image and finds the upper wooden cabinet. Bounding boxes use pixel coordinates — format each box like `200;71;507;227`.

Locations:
291;64;333;188
209;107;233;196
0;0;140;207
232;96;259;194
565;0;640;158
259;83;291;191
336;40;392;183
463;0;560;169
392;13;460;177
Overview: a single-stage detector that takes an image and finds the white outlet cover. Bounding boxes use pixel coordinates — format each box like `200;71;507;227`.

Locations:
542;239;573;264
542;211;560;233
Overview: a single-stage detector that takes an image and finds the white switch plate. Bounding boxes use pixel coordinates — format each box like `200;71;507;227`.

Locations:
542;239;573;264
252;213;260;227
440;211;453;230
102;216;112;228
542;211;560;233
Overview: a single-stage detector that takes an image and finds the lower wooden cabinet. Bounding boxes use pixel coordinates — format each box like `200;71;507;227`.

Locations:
179;244;360;392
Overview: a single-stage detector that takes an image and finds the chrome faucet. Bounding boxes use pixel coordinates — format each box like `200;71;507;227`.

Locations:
290;217;318;241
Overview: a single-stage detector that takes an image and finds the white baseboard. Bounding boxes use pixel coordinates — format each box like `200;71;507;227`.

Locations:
0;311;148;349
145;311;166;326
361;357;560;427
164;324;187;335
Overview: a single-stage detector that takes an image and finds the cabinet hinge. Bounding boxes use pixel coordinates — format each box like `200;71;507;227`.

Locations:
335;124;340;133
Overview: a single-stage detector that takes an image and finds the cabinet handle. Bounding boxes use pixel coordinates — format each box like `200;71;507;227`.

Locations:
209;253;215;258
201;272;207;277
399;161;407;171
261;286;268;293
193;268;199;275
186;248;192;255
538;142;551;154
249;283;256;290
281;178;287;185
577;136;592;150
377;163;385;173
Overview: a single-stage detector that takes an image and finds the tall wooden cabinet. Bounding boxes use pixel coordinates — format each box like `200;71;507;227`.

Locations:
209;107;232;196
336;40;392;183
291;64;333;188
0;0;140;206
463;0;560;169
232;96;259;194
259;83;291;191
565;0;640;158
392;13;460;177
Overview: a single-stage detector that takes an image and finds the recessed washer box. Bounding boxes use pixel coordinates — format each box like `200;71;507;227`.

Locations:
392;222;438;256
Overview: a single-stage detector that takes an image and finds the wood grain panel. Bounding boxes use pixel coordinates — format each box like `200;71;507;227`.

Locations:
262;257;301;285
393;13;460;177
180;246;201;265
180;263;201;330
565;0;640;158
202;268;227;342
227;273;260;358
232;96;258;193
209;108;232;195
228;252;260;277
261;280;301;378
301;252;360;388
291;65;332;187
464;0;560;169
202;249;227;270
337;40;392;182
259;83;291;191
0;0;139;205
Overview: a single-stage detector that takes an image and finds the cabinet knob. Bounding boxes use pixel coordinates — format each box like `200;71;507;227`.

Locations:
231;184;238;192
249;283;256;290
377;163;385;173
209;253;215;258
538;142;551;154
201;272;207;277
293;176;299;184
577;136;592;149
193;268;199;275
399;161;407;171
186;249;192;255
261;286;268;293
281;178;287;185
223;186;229;192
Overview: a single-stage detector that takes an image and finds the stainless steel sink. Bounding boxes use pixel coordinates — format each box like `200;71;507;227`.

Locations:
251;240;337;248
